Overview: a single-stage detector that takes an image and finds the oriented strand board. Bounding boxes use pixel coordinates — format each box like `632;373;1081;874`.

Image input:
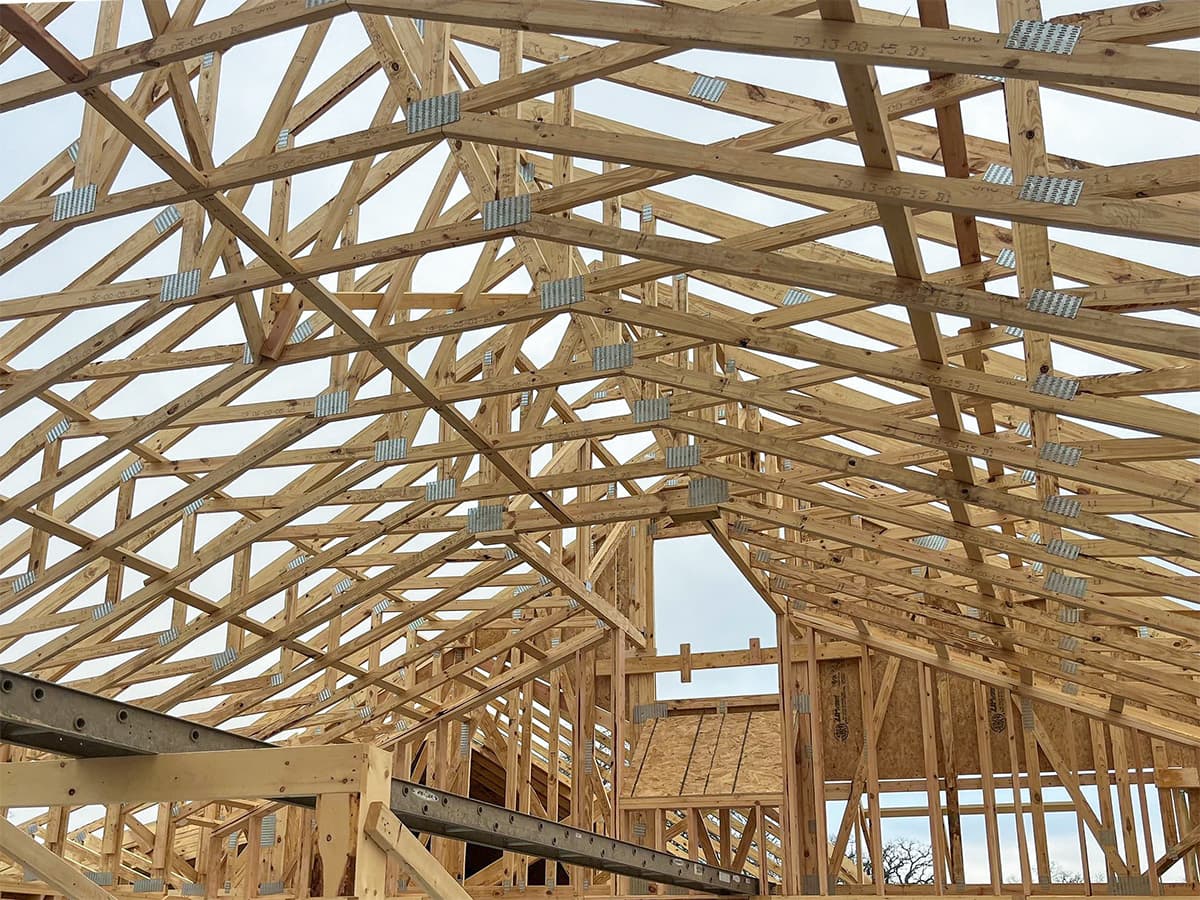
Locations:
626;717;658;794
733;712;782;795
705;713;751;795
624;661;1190;798
681;714;724;795
624;711;784;799
631;716;697;797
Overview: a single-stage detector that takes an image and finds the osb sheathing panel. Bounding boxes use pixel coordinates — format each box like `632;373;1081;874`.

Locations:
826;658;1182;779
734;713;781;794
625;660;1189;793
635;715;696;797
625;712;784;799
681;714;724;795
706;713;752;795
626;716;657;791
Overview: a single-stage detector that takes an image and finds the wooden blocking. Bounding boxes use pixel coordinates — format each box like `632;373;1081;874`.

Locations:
669;507;720;526
260;289;302;360
669;477;729;525
310;745;392;899
1158;767;1200;789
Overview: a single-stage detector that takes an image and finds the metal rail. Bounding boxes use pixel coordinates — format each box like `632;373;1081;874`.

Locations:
0;669;757;895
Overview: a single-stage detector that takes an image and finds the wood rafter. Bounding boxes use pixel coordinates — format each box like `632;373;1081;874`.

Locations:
0;1;1197;896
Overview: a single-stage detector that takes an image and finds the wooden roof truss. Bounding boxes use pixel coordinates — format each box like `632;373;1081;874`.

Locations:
0;0;1197;895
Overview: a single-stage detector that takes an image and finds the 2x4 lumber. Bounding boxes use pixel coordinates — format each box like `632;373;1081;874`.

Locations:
8;434;402;674
0;744;381;807
10;135;1188;359
1033;717;1132;877
355;0;1199;95
504;534;648;648
0;3;1194;889
559;288;1198;438
364;803;473;900
438;114;1199;247
516;98;1190;291
0;664;781;895
230;556;530;735
1151;821;1200;878
377;623;609;744
794;607;1199;747
3;387;418;658
71;0;121;189
882;1;1200;46
0;816;118;900
702;457;1192;603
5;9;576;528
6;411;330;631
741;528;1200;716
152;527;474;712
997;0;1069;630
0;0;347;112
4;0;1194;116
684;415;1199;565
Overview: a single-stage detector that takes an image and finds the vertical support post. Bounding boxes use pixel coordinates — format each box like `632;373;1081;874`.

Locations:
973;683;1003;893
859;648;885;895
100;804;125;887
552;58;575;281
917;662;946;894
228;547;249;654
804;629;829;894
612;629;627;843
151;801;172;885
1110;726;1142;875
1017;694;1051;885
494;28;523;198
518;681;535;888
183;45;220;269
934;672;964;884
173;508;197;631
28;438;60;577
310;746;392;898
1004;693;1033;890
776;615;802;893
423;20;451;96
331;206;357;391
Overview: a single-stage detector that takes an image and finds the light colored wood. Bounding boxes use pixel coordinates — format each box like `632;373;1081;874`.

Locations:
364;802;473;900
0;816;119;900
0;1;1194;894
0;744;380;808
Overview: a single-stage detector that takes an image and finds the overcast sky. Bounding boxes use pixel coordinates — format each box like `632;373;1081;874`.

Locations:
0;0;1194;884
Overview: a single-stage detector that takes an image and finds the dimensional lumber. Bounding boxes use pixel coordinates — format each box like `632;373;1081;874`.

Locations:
0;0;1197;897
0;668;758;894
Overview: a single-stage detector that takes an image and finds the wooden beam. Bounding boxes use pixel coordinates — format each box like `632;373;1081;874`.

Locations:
364;802;473;900
0;816;119;900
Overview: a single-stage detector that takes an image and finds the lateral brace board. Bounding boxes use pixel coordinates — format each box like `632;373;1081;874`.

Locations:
0;670;758;896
